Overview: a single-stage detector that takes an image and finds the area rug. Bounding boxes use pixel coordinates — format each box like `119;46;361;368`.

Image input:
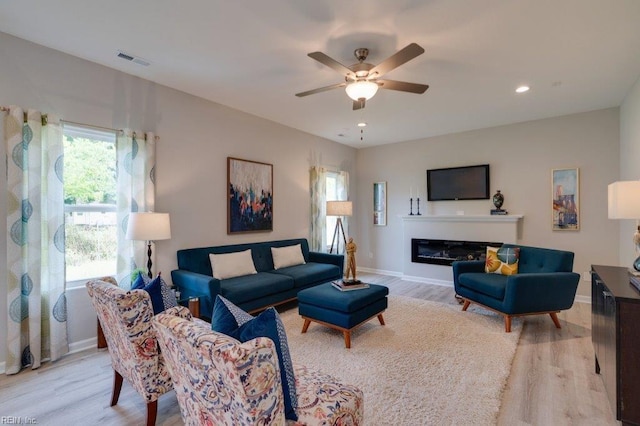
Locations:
280;295;522;426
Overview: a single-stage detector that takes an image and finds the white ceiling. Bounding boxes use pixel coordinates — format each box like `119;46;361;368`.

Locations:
2;0;640;148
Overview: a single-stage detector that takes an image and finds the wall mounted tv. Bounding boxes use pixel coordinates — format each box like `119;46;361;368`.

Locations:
427;164;490;201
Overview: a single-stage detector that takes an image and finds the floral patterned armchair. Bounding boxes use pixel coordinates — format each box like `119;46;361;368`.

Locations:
86;278;193;426
152;312;364;425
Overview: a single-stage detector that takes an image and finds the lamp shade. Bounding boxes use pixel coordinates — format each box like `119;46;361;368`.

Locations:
126;212;171;241
608;181;640;219
326;201;353;216
345;80;379;101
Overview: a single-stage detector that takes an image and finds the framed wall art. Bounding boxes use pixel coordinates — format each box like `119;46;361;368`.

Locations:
373;181;387;226
227;157;273;234
552;168;579;231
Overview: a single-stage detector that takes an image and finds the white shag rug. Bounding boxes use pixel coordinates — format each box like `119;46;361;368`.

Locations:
280;295;522;426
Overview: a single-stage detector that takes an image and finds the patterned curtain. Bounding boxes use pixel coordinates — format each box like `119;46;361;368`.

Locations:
5;107;67;375
115;130;156;288
309;166;327;252
337;171;350;237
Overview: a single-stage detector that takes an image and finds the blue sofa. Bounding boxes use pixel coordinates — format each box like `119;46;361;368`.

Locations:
171;238;343;319
452;244;580;332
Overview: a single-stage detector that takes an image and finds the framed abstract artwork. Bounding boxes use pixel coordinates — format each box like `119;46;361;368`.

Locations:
227;157;273;234
373;181;387;226
552;168;579;231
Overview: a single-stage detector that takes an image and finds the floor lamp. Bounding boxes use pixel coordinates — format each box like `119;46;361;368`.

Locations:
327;201;352;254
126;212;172;278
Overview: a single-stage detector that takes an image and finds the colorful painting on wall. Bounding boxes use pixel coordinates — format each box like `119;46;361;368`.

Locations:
552;168;579;231
373;181;387;226
227;157;273;234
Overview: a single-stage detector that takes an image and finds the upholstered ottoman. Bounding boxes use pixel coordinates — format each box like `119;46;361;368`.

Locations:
298;282;389;348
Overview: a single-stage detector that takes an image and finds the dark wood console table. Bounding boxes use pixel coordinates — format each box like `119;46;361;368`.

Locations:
591;265;640;425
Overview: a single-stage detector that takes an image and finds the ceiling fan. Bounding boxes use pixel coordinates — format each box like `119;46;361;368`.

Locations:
295;43;429;110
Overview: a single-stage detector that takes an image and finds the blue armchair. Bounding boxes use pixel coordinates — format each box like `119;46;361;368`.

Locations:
452;244;580;332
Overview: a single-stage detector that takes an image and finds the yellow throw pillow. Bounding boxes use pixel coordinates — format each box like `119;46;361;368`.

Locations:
485;246;520;276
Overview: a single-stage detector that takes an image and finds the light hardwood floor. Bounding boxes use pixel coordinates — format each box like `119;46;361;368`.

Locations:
0;273;619;425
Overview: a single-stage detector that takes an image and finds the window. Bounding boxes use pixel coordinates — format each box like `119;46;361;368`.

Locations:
63;124;117;285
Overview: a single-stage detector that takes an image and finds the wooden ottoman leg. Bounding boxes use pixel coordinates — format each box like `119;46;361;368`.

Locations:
301;318;311;333
377;314;385;325
344;331;351;349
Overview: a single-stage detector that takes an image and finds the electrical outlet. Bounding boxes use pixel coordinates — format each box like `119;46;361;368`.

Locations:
582;271;591;281
369;252;374;259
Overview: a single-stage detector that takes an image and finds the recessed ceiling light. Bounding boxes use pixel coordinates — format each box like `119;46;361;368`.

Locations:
515;85;530;93
357;122;367;127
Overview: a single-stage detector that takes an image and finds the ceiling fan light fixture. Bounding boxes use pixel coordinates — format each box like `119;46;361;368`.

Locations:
345;80;379;101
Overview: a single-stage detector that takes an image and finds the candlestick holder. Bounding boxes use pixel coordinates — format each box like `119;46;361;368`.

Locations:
416;197;421;215
409;197;414;215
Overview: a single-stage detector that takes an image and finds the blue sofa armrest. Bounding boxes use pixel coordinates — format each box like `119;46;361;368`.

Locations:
308;251;344;277
452;260;485;286
171;269;221;320
502;272;580;314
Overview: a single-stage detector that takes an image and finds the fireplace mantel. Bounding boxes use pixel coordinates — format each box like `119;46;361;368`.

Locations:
401;213;524;284
401;214;523;223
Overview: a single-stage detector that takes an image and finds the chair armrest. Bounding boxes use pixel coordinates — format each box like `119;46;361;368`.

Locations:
503;272;580;314
309;251;345;276
452;260;485;284
163;305;193;320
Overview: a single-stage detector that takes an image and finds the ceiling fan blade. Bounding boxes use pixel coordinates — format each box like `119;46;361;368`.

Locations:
352;98;365;110
368;43;425;78
295;82;346;97
308;51;355;78
377;79;429;94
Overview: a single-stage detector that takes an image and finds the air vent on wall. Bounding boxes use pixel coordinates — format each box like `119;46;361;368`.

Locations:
117;50;150;67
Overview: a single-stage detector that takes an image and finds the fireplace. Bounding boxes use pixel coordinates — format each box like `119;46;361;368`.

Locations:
411;238;502;266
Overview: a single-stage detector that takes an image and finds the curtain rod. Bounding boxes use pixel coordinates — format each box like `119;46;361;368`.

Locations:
1;107;159;140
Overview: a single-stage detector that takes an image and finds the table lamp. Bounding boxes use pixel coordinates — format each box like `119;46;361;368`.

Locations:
608;181;640;270
126;212;171;278
326;201;352;254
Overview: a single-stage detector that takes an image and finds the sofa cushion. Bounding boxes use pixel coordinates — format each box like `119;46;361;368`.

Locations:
270;262;341;288
458;272;507;300
131;272;177;314
271;244;306;269
211;296;298;421
209;249;257;280
221;272;294;304
485;246;520;276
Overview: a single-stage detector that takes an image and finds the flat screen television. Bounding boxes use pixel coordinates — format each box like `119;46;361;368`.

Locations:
427;164;490;201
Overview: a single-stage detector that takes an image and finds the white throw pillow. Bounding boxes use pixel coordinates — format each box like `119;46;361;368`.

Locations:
271;244;306;269
209;249;257;280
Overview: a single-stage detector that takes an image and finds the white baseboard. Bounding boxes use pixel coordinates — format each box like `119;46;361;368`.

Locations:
357;267;403;277
69;337;97;355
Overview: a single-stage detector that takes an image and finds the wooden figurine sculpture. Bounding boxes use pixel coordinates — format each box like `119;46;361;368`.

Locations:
345;237;358;283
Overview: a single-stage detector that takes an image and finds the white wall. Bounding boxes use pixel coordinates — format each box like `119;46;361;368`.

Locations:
0;32;356;365
619;75;640;266
355;108;621;297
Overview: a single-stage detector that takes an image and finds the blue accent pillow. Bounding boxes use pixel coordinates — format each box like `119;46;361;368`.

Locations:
212;296;297;421
132;272;177;315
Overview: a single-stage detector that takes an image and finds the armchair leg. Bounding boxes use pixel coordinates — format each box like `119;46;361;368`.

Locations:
146;400;158;426
504;315;512;333
549;312;562;329
110;370;124;406
461;300;471;311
